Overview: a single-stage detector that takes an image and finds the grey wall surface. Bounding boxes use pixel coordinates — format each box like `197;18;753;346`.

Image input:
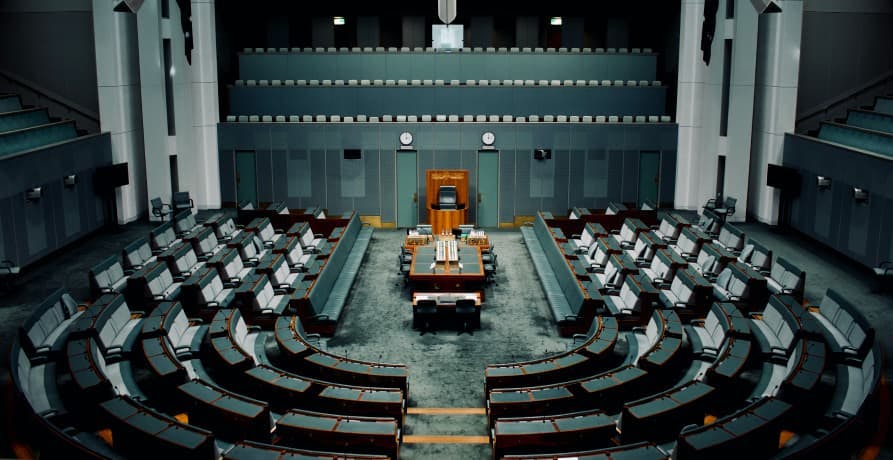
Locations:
357;17;381;47
237;51;658;82
797;2;893;116
218;122;677;225
402;16;426;48
228;85;667;118
0;133;113;267
311;17;335;48
0;3;98;115
784;133;893;268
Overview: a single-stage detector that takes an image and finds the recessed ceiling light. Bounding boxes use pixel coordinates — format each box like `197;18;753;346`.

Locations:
550;16;562;26
333;16;345;26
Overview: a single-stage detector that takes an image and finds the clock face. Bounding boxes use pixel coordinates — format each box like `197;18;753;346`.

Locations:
400;131;413;145
482;132;495;145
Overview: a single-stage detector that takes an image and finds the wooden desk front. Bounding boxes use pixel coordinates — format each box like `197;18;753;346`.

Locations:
408;245;485;291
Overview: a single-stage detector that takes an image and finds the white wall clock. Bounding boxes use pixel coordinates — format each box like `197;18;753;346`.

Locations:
400;131;414;145
482;131;495;146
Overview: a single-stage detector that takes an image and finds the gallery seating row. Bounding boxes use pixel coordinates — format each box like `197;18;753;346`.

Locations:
242;46;655;54
0;119;78;157
226;113;674;124
234;78;664;87
0;107;50;134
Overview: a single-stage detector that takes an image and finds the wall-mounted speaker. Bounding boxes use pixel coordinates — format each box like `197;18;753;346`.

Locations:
25;187;42;201
816;176;831;190
343;149;362;160
63;174;78;188
853;188;869;204
534;149;552;160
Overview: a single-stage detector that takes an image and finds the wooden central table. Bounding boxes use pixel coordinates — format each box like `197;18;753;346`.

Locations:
408;243;485;293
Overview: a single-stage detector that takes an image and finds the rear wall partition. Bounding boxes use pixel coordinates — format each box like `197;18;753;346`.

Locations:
218;122;677;226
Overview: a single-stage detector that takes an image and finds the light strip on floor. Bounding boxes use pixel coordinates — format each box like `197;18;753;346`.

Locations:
403;435;490;444
407;407;487;415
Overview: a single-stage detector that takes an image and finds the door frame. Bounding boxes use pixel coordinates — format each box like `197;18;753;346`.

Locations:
476;149;500;228
637;150;661;207
234;149;258;207
395;149;418;228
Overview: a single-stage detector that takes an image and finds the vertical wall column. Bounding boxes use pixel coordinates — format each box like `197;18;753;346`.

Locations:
724;0;760;222
189;0;221;209
749;1;803;224
93;0;146;223
675;0;710;211
136;0;173;219
676;0;759;222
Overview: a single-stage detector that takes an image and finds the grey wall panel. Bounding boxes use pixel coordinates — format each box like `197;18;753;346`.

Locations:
217;123;678;227
226;83;696;117
402;16;426;48
357;17;380;48
784;133;893;267
797;11;893;115
659;150;677;206
499;148;516;223
0;10;98;114
311;17;334;48
237;52;658;82
0;133;111;267
621;150;640;203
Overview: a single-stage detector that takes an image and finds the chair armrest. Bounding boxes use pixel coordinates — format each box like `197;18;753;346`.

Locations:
570;234;581;239
206;301;219;307
674;301;690;307
247;325;262;333
314;233;323;238
131;310;146;318
610;229;621;235
631;326;646;333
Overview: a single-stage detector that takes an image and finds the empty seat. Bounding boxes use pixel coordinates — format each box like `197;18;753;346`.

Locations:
538;80;549;86
475;115;487;122
330;115;341;122
767;257;806;300
543;115;555;122
583;116;593;123
372;79;383;85
19;289;82;360
421;114;432;122
528;115;540;122
648;115;659;123
435;114;447;122
502;80;513;86
357;115;368;122
557;115;568;122
634;115;646;123
407;115;418;122
463;115;474;122
398;79;408;85
225;115;236;122
660;115;671;122
422;79;433;86
478;80;489;86
261;115;272;122
410;79;421;86
386;79;396;85
382;115;393;122
448;115;458;122
248;115;259;122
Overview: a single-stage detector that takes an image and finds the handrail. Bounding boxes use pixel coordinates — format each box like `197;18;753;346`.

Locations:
0;69;99;124
796;70;893;132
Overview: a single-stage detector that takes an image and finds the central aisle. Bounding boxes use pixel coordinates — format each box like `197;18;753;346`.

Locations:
324;229;572;459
